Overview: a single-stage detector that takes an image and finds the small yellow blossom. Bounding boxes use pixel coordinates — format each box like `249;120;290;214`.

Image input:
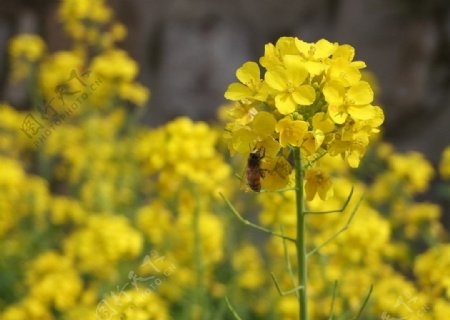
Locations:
9;34;45;61
9;34;46;81
305;167;333;201
324;80;375;124
389;152;434;193
276;117;308;147
265;56;316;114
225;62;268;101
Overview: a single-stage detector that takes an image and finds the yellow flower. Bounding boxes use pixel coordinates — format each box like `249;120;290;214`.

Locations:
265;56;316;114
259;36;298;70
251;111;277;136
294;38;337;76
26;251;82;311
224;35;384;189
304;167;333;201
59;0;112;42
276;117;308;147
302;130;325;155
39;51;84;103
261;155;293;191
414;244;450;297
389;152;434;193
119;82;150;106
324;80;375;124
9;34;45;61
224;62;268;101
91;49;137;81
63;214;143;277
327;44;366;87
9;34;46;81
439;145;450;179
232;244;265;290
302;112;334;154
312;112;335;134
98;288;170;320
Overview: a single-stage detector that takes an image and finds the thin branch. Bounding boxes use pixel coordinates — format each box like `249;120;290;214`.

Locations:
302;150;327;170
219;192;296;243
225;296;243;320
328;280;339;320
305;187;354;215
270;272;304;296
280;225;299;298
353;284;374;320
307;193;364;257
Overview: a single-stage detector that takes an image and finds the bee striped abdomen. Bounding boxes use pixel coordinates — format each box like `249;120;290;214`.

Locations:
246;148;265;192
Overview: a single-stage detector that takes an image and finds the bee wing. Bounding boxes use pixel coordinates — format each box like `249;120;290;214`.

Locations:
235;164;251;192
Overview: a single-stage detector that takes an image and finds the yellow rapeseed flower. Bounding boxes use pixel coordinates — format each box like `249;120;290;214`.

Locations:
276;117;308;147
9;34;46;81
224;36;384;192
304;167;333;201
9;34;45;61
265;56;316;114
225;62;268;101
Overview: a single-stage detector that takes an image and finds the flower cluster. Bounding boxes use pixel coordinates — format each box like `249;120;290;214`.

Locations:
8;34;45;81
224;37;384;197
59;0;126;48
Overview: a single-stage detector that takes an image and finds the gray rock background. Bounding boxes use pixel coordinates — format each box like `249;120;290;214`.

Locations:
0;0;449;162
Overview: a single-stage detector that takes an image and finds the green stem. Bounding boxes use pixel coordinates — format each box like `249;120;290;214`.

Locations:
294;147;308;320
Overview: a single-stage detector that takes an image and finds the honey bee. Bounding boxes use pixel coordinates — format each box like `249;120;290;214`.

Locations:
246;147;265;192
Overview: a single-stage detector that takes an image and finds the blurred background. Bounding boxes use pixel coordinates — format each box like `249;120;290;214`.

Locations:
0;0;449;161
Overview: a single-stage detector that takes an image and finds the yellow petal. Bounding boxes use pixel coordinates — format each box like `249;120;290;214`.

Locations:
265;70;287;91
312;112;335;133
323;82;344;105
305;180;317;201
252;111;276;136
236;61;260;84
347;81;373;105
347;151;361;168
333;44;355;61
224;83;253;100
305;61;326;76
370;106;385;127
231;127;258;154
328;104;347;124
284;55;308;85
275;93;296;114
294;38;312;56
292;85;315;105
314;39;336;59
348;105;375;120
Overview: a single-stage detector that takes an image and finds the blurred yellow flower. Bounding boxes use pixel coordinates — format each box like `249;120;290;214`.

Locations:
439;145;450;179
304;167;333;201
8;34;45;81
9;34;45;61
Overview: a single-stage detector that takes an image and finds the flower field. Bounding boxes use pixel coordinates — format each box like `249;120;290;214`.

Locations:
0;0;449;319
